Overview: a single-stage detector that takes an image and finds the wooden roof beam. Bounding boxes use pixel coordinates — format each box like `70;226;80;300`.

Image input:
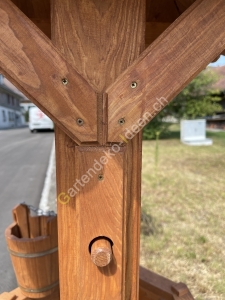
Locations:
107;0;225;142
0;0;97;144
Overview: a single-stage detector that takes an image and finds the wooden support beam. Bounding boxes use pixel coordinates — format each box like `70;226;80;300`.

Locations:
107;0;225;142
0;0;97;144
139;267;195;300
52;0;145;299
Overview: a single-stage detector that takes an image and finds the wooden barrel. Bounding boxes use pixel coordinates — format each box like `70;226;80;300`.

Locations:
5;204;59;299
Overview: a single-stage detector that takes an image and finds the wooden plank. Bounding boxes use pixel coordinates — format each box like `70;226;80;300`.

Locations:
74;146;125;299
139;266;194;300
140;267;174;300
51;0;145;92
55;133;143;300
13;204;30;238
28;215;40;238
52;0;145;299
0;0;97;144
107;0;225;142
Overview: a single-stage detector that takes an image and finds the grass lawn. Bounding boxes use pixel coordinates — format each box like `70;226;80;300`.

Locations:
141;125;225;300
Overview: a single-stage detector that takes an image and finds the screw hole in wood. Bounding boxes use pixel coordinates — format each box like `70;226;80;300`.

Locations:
98;174;104;181
131;81;137;88
76;118;84;126
61;78;68;85
118;118;125;125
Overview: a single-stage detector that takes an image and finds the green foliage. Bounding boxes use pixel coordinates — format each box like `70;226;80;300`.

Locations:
143;68;222;140
142;115;170;140
168;68;222;119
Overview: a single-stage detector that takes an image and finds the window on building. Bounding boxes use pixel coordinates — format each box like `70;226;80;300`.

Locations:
12;98;14;106
2;110;6;122
7;94;10;104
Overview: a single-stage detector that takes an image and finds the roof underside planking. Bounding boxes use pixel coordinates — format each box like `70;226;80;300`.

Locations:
9;0;225;57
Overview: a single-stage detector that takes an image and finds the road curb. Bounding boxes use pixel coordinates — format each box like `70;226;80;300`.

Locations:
39;140;55;212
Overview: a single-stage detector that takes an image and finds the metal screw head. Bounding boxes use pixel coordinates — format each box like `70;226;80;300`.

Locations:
98;174;104;181
131;81;137;89
118;118;125;125
62;78;68;85
76;118;84;126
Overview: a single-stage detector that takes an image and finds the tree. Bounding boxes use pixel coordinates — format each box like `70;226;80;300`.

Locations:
143;68;222;139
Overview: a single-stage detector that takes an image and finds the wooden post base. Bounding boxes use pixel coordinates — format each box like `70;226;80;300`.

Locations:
0;287;60;300
0;268;195;300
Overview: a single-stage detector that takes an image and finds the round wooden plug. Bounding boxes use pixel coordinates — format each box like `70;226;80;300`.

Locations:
90;238;113;267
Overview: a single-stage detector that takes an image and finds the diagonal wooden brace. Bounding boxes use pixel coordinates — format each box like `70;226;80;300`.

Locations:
107;0;225;142
0;0;97;144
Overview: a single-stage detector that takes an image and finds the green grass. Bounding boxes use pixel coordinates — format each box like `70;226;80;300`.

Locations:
141;125;225;300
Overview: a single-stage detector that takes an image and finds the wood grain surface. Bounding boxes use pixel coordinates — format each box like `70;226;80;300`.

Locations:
107;0;225;142
0;287;60;300
0;0;97;144
52;0;145;92
52;0;145;299
75;146;125;299
139;266;195;300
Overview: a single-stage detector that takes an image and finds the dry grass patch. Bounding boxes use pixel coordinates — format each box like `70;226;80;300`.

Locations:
141;128;225;300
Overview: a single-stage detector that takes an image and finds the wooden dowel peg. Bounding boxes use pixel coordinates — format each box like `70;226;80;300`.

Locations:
90;239;113;267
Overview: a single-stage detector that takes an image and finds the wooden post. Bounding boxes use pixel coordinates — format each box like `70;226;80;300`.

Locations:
51;0;145;299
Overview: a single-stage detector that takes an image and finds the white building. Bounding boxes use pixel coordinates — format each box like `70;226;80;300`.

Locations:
0;75;24;129
181;119;213;146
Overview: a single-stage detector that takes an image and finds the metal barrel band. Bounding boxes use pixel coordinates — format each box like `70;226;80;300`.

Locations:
8;246;58;258
19;280;59;293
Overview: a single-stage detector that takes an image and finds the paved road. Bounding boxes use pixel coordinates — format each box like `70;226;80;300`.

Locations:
0;128;54;293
